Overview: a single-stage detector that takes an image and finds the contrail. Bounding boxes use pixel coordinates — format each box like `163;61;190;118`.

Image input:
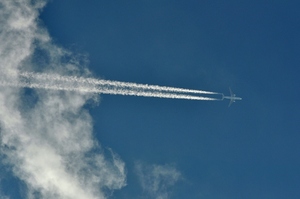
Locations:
0;81;217;101
0;72;220;101
20;72;219;95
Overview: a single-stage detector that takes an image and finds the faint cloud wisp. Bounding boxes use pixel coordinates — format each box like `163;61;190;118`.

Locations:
135;162;181;199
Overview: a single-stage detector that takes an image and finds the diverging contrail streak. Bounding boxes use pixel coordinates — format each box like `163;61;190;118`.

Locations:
0;80;217;101
20;72;219;95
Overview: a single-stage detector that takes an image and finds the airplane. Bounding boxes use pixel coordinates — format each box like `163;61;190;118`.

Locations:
222;87;242;107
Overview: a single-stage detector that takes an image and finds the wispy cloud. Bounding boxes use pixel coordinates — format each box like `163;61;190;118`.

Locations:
0;1;126;198
135;162;181;199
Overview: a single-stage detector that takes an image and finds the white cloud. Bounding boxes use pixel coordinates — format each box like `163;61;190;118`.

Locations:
135;162;181;199
0;1;126;199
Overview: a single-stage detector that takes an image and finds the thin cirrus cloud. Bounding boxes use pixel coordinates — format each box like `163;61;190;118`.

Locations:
0;1;126;199
135;162;182;199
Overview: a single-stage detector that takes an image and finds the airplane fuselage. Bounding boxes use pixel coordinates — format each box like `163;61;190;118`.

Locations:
222;96;242;101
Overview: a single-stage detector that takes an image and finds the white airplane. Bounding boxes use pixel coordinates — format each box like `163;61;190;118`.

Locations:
222;87;242;107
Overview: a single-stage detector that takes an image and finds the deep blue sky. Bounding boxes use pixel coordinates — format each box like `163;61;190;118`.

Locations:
40;1;300;198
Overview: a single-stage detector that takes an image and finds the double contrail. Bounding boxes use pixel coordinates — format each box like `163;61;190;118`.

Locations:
20;72;219;94
1;72;220;101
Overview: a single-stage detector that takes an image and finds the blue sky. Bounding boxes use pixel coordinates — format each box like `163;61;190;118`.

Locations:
1;0;300;199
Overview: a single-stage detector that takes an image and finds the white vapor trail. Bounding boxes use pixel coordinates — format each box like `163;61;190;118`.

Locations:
11;72;218;101
11;73;217;101
1;80;216;101
20;72;219;95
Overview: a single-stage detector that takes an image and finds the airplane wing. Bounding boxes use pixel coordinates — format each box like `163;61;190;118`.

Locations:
229;87;233;96
228;99;234;107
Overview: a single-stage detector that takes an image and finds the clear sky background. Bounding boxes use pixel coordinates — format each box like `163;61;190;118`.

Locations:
1;1;300;199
